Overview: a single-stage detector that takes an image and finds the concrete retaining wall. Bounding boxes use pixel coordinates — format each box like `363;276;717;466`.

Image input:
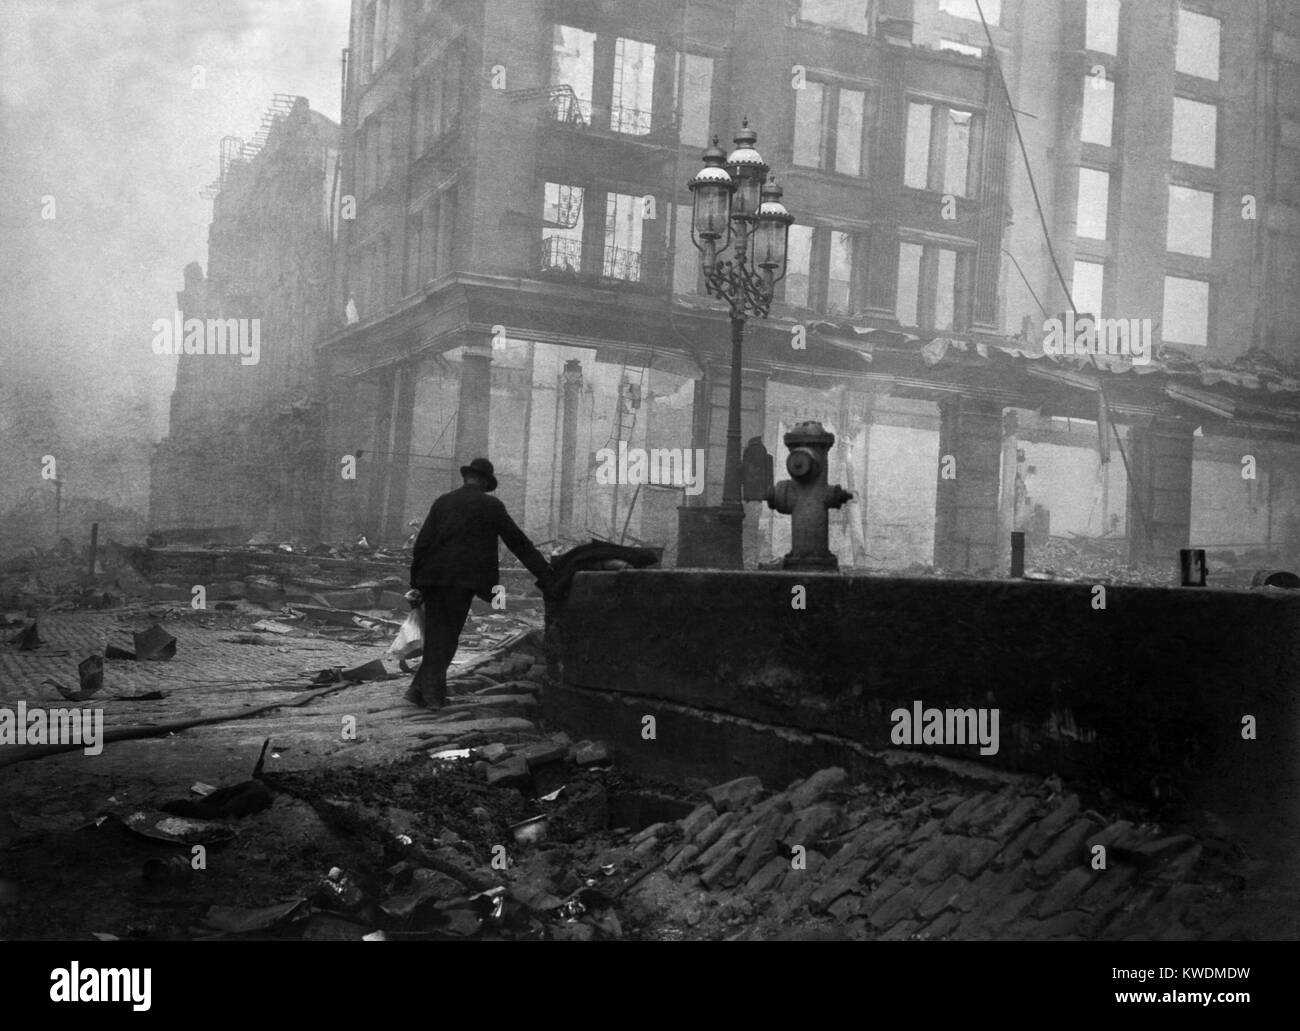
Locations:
547;570;1300;843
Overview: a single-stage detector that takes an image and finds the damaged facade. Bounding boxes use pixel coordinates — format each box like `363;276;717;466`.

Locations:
151;96;340;540
153;0;1300;574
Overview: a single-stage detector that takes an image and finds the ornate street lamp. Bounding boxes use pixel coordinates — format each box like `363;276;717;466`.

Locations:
684;120;793;568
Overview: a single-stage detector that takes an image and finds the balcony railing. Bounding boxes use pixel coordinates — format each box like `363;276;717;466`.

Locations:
545;86;661;137
547;87;591;127
537;235;665;290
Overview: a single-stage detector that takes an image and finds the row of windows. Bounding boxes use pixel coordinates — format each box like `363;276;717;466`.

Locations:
544;181;971;330
799;0;1003;35
351;187;457;319
355;46;463;199
803;0;1221;88
1075;172;1214;259
550;25;715;146
1072;260;1210;349
1071;5;1224;348
552;22;986;199
1080;74;1217;168
787;82;983;194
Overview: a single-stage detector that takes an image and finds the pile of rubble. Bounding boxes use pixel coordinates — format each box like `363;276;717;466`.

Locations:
627;769;1240;941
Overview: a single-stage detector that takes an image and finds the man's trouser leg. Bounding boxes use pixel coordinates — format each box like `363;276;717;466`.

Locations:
409;587;475;708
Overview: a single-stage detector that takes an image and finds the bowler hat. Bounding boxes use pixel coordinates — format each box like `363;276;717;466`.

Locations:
460;457;498;491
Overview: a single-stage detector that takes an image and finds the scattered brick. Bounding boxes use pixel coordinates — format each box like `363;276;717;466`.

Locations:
573;740;609;766
920;910;961;939
485;754;529;788
787;803;840;847
679;803;718;842
1033;867;1097;919
665;844;700;878
744;856;788;895
787;767;848;810
917;872;970;921
942;790;992;832
705;775;764;813
695;811;740;853
476;742;509;763
735;811;785;885
988;795;1041;839
1031;817;1100;878
1024;794;1082;857
957;837;1002;879
867;877;918;930
696;826;754;873
809;858;871;914
880;919;921;941
513;739;567;770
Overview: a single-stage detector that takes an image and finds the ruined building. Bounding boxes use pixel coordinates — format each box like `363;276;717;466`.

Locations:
151;96;340;539
153;1;1300;573
311;0;1299;572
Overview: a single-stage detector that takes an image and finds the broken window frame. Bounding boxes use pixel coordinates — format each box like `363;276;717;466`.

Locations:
540;180;660;288
673;51;715;148
1171;95;1218;169
1085;0;1121;56
798;0;874;35
548;25;673;138
1162;274;1211;347
1166;183;1215;259
1071;258;1106;320
1080;75;1115;148
896;238;971;331
792;79;870;178
939;0;1001;27
778;225;867;316
1175;6;1221;83
904;100;979;197
1075;166;1111;241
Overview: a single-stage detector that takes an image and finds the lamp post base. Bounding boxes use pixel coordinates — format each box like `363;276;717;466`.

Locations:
676;505;745;570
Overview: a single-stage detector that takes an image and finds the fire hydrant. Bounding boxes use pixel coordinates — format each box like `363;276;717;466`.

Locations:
765;421;853;570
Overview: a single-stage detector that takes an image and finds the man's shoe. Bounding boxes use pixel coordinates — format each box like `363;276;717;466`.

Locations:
402;686;423;706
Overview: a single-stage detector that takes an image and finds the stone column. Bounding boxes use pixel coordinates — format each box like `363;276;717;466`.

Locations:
934;396;1003;572
383;361;417;541
455;341;492;462
559;358;583;537
365;367;396;540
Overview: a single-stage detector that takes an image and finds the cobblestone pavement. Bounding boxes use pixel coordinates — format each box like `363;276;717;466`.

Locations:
0;609;536;827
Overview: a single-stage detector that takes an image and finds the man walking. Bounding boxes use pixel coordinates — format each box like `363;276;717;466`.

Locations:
405;458;554;709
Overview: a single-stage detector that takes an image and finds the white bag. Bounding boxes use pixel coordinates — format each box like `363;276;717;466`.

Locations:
386;609;423;660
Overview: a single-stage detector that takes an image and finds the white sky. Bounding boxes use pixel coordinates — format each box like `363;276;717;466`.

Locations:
0;0;351;439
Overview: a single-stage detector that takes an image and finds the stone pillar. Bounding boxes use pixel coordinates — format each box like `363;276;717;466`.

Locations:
559;358;583;537
455;341;492;462
934;396;1003;572
365;367;396;540
383;361;417;541
1126;418;1193;564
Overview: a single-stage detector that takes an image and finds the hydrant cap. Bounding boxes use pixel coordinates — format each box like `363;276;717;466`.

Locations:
783;420;835;449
